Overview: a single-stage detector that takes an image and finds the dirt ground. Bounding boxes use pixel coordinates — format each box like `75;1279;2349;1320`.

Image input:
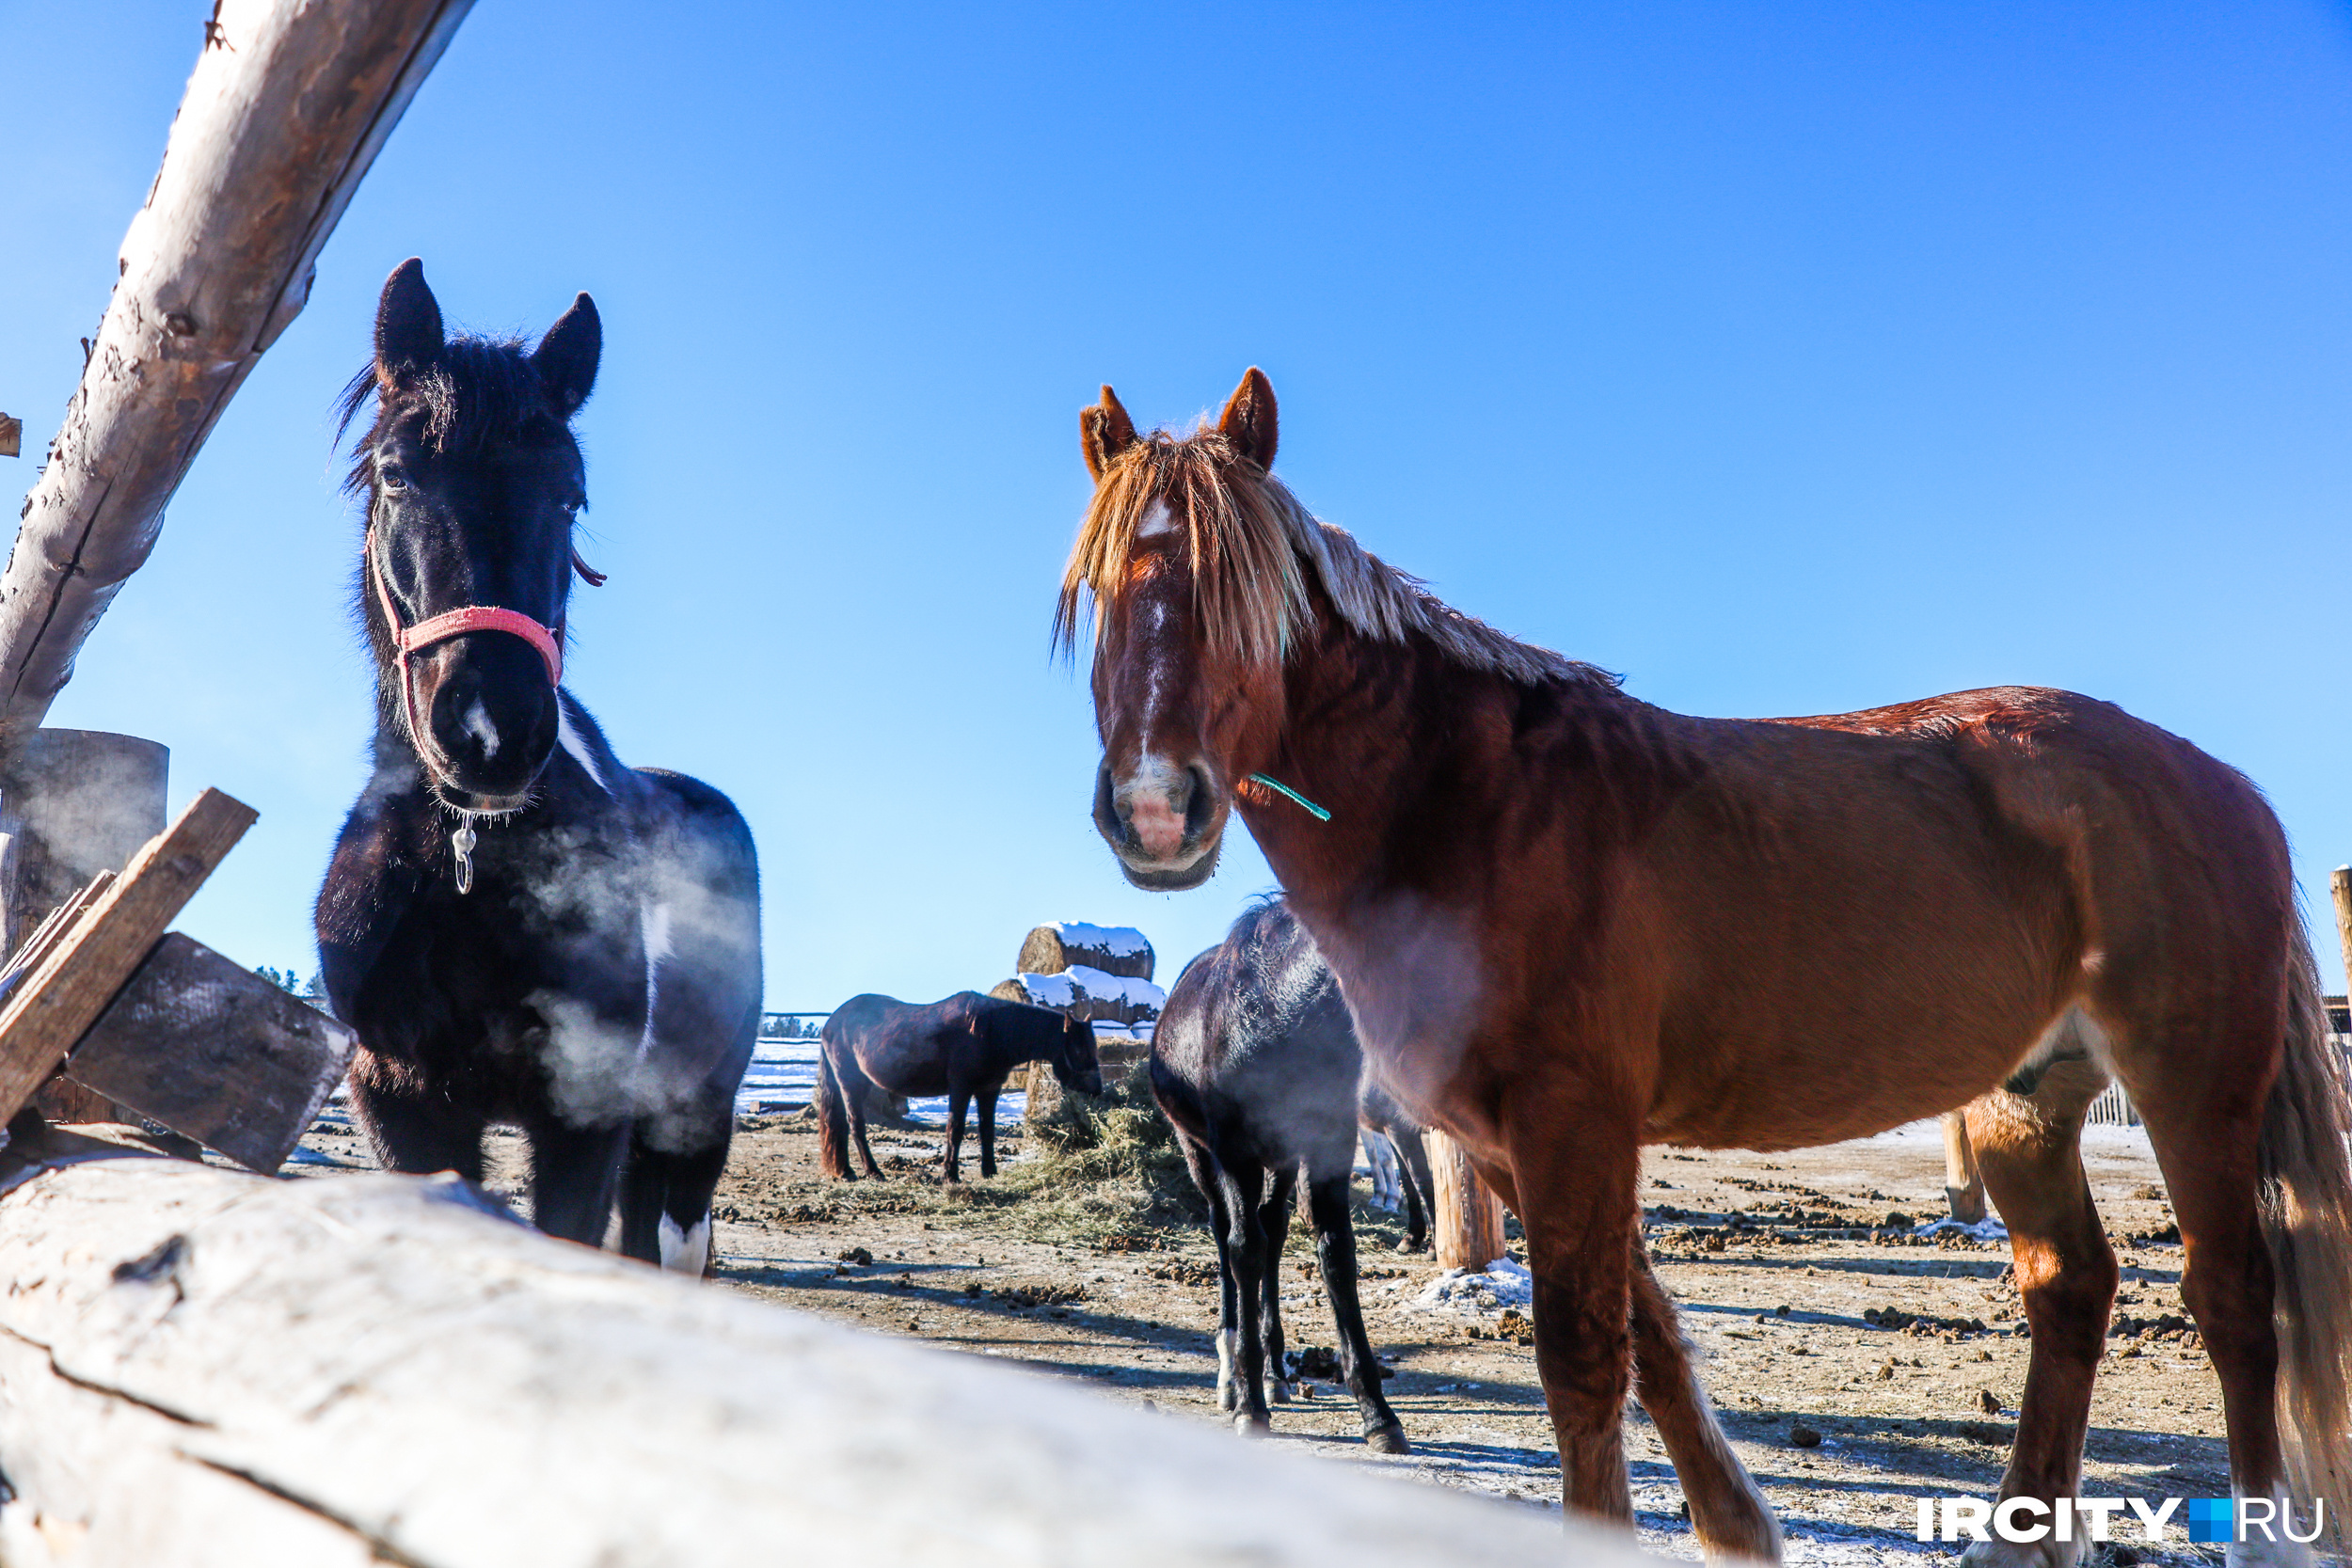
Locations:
288;1104;2226;1565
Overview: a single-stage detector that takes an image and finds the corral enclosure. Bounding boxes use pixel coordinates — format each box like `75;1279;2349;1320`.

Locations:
270;1099;2223;1566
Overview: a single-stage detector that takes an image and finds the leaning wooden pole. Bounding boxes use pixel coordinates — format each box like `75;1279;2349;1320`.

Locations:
0;1149;1648;1568
0;0;472;746
2330;866;2352;1001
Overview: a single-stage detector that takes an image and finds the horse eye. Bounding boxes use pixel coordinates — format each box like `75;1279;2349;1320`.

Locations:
377;464;410;493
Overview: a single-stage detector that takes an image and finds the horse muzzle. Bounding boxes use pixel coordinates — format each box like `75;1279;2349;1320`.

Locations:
1093;755;1224;891
415;637;560;808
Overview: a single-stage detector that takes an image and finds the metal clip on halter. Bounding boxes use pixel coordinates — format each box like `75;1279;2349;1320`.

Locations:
451;824;477;895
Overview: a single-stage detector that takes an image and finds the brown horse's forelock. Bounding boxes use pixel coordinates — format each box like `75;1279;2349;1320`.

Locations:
1056;427;1620;694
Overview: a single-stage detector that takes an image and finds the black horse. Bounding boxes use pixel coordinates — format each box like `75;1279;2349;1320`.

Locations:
1152;898;1410;1452
818;992;1101;1181
316;260;763;1275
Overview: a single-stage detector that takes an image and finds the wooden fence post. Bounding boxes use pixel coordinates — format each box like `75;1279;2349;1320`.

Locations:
2329;867;2352;1002
1425;1128;1506;1271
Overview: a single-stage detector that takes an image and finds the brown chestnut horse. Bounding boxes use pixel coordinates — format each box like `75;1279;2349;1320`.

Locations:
1057;369;2352;1565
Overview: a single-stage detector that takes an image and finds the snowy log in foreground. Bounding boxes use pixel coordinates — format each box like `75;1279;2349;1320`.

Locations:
0;1155;1653;1567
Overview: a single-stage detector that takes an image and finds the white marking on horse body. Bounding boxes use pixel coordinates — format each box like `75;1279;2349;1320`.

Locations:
1136;499;1174;538
462;698;499;758
1216;1326;1238;1405
557;700;611;794
635;900;673;1067
659;1212;712;1275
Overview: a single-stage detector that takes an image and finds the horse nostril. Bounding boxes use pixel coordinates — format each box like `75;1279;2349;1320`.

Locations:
1092;763;1127;842
1182;765;1217;840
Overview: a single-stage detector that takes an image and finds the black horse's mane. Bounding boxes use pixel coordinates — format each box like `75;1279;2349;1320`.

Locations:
336;334;561;496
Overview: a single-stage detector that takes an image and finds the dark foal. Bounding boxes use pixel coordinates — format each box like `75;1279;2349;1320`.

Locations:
317;261;762;1274
1152;900;1410;1453
818;992;1102;1181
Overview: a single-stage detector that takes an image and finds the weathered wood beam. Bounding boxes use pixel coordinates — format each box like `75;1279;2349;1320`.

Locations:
0;1151;1649;1567
0;0;473;744
0;788;254;1123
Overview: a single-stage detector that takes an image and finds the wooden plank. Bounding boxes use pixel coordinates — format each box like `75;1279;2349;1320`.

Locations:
0;870;110;996
0;789;253;1122
0;1157;1638;1568
65;933;355;1174
0;0;474;745
0;414;19;460
1426;1128;1507;1271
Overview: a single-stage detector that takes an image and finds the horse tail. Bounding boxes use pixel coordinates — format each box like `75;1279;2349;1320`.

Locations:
2259;921;2352;1537
815;1037;853;1180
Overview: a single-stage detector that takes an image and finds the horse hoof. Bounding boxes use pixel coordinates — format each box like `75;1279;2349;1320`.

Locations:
1216;1383;1238;1413
1364;1422;1411;1455
1269;1379;1293;1404
1233;1414;1271;1439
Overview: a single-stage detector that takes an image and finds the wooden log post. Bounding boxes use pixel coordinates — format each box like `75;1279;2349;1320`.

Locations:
2330;866;2352;1002
0;1147;1646;1568
1940;1109;1987;1225
1;730;169;1123
1425;1128;1507;1271
0;789;255;1128
0;0;473;746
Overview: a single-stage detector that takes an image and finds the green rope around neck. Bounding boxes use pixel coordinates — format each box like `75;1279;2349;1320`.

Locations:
1246;772;1331;822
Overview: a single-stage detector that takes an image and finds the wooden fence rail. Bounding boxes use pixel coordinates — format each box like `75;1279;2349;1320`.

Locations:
0;1144;1651;1567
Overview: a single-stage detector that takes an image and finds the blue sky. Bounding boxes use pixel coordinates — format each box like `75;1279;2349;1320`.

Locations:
4;2;2350;1003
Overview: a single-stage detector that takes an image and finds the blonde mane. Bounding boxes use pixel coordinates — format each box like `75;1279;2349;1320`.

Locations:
1056;427;1618;691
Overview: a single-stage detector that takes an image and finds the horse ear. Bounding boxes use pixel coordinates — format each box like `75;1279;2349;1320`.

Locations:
373;258;443;382
1216;367;1278;470
1081;385;1138;481
532;293;602;418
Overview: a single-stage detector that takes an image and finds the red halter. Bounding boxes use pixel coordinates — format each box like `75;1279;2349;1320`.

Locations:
369;527;566;752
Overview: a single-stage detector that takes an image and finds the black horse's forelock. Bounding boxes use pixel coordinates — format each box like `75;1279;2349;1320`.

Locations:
337;335;563;496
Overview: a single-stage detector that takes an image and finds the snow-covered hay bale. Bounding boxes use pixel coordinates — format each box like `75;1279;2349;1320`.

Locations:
1019;922;1155;983
1012;966;1166;1027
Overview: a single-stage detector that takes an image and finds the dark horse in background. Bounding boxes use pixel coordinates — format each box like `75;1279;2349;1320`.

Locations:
1152;899;1411;1453
316;260;763;1275
818;992;1102;1181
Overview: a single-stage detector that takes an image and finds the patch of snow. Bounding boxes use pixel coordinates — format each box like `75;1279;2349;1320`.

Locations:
1055;922;1151;958
1409;1258;1533;1316
1018;972;1079;1008
1915;1214;2009;1243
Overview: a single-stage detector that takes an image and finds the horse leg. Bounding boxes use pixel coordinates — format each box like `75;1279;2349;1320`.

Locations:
1944;1109;1989;1225
945;1088;970;1184
1216;1148;1276;1435
618;1132;730;1275
845;1058;886;1180
1258;1163;1299;1404
1174;1132;1247;1414
977;1087;1000;1179
1397;1127;1436;1253
1508;1106;1641;1529
1627;1250;1780;1560
1959;1063;2113;1568
2123;1049;2313;1561
346;1049;486;1181
1305;1164;1409;1452
527;1117;631;1248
